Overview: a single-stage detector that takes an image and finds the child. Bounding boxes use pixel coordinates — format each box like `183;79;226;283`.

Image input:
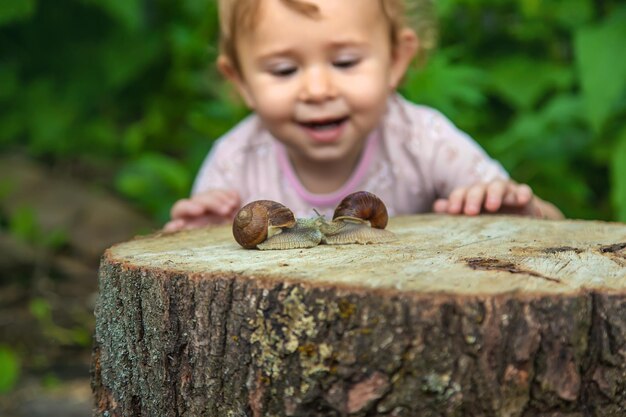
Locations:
164;0;563;232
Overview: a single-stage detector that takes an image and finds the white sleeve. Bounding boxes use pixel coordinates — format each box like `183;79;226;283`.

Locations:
191;136;233;195
424;109;509;198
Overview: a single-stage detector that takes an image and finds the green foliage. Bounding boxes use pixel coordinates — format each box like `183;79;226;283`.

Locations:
0;345;20;393
403;50;486;121
41;373;62;389
8;206;69;249
29;298;92;347
402;0;626;221
0;0;234;222
575;8;626;132
116;153;191;221
0;0;36;26
1;0;625;221
612;127;626;221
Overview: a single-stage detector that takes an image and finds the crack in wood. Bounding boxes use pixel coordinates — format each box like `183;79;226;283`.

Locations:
464;257;563;284
597;242;626;267
542;246;584;254
598;242;626;253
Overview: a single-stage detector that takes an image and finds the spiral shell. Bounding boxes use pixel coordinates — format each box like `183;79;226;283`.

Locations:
332;191;389;229
232;200;296;249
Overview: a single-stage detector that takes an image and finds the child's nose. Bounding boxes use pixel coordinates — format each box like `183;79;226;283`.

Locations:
299;67;337;102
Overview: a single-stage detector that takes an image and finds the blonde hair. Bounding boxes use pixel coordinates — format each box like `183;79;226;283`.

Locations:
218;0;437;71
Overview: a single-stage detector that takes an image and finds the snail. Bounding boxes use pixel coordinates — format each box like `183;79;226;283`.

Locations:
320;191;397;245
232;191;397;250
232;200;323;250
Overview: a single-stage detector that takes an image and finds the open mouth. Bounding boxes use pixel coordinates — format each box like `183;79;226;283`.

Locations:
300;116;349;130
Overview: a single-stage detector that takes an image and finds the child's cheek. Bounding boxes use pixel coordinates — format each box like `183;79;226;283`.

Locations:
253;85;295;121
343;72;390;110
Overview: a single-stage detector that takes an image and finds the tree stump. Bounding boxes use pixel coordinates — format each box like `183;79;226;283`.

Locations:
91;215;626;417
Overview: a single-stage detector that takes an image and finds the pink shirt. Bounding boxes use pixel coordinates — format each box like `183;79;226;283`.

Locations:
192;94;508;218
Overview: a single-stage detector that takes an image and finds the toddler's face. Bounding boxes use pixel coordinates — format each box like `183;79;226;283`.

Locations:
224;0;415;165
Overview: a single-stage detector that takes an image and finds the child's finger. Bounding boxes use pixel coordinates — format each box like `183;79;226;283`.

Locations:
182;215;228;229
463;184;487;215
170;199;205;218
163;218;186;232
503;190;517;206
211;189;236;205
204;189;240;215
166;212;230;232
502;183;532;206
514;183;533;205
484;181;506;212
208;191;234;214
447;188;467;214
216;190;241;213
432;198;449;213
222;189;241;204
193;192;236;216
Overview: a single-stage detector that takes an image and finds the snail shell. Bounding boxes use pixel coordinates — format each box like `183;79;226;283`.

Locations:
332;191;388;229
321;191;396;245
232;200;296;249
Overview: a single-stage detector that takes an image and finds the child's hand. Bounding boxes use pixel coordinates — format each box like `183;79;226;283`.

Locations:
432;180;563;219
163;189;241;232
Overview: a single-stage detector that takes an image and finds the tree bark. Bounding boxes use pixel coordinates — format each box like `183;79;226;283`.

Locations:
91;215;626;417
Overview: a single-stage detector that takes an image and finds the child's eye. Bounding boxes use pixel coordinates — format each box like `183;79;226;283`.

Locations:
333;57;360;69
269;65;297;77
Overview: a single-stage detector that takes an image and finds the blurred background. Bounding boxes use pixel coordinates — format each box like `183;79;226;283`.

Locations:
0;0;625;415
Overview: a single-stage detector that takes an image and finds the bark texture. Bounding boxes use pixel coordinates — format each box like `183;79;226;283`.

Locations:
91;215;626;417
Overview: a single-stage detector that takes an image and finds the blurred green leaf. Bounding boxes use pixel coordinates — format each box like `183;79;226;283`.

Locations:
42;373;61;389
433;0;456;18
29;298;52;321
550;0;593;28
116;153;191;221
0;0;36;26
488;93;586;165
97;30;162;89
71;327;93;347
0;345;20;393
518;0;541;18
611;127;626;222
401;50;486;119
0;65;19;100
575;7;626;132
77;0;144;31
487;57;574;110
9;206;39;243
42;229;69;250
0;107;24;144
0;179;14;201
22;80;77;157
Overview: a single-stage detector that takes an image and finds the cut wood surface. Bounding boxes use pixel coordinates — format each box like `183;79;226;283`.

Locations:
92;215;626;417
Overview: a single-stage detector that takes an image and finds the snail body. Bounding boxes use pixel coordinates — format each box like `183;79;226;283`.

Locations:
232;191;396;250
321;220;397;245
257;218;323;250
